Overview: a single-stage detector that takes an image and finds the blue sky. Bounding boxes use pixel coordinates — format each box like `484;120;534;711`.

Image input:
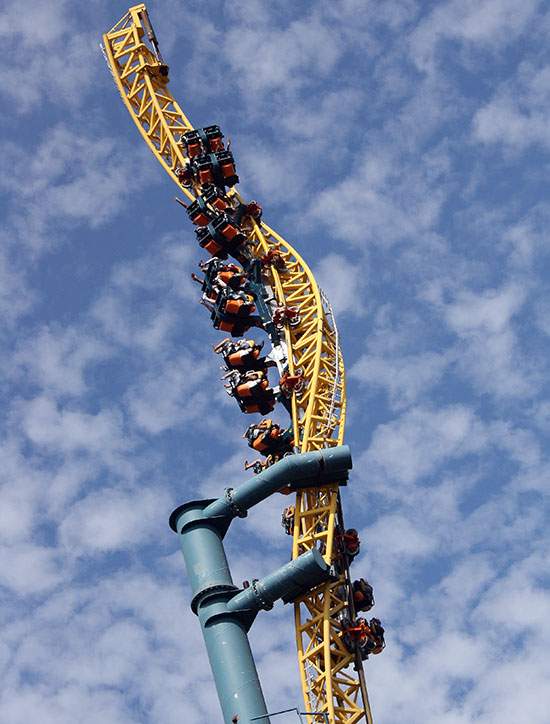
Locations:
1;1;549;722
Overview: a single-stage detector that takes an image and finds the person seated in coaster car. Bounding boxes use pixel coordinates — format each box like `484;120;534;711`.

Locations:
341;617;385;660
175;187;230;229
213;338;269;371
195;226;227;258
365;618;385;655
180;125;225;159
201;125;225;152
200;287;261;337
200;183;231;212
224;370;276;414
353;579;375;613
192;149;239;189
243;453;280;475
207;287;255;316
210;212;246;246
214;265;247;292
221;364;268;386
336;527;361;561
191;259;244;305
244;457;268;475
261;249;286;271
180;129;203;159
174;162;194;188
193;258;246;293
273;305;301;328
195;211;247;258
212;314;260;338
186;196;217;227
216;288;255;317
279;368;305;398
281;505;295;535
229;200;263;228
245;200;262;222
242;419;294;455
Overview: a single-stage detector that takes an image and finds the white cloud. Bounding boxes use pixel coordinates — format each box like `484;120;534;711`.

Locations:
0;543;63;595
0;242;37;328
367;512;436;561
361;404;486;487
445;283;525;334
473;62;550;150
0;439;44;543
59;486;170;555
19;396;129;456
474;551;550;629
91;237;197;352
442;283;538;398
2;571;221;723
307;143;450;246
223;16;342;95
14;325;111;397
474;96;549;150
500;204;549;269
351;351;449;409
281;88;363;142
125;356;213;434
0;1;100;114
314;252;367;317
0;124;147;257
235;136;313;205
409;0;543;73
0;0;69;46
45;457;105;516
0;685;139;724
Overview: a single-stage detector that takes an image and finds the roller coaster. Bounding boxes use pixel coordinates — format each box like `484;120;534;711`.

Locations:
102;7;384;724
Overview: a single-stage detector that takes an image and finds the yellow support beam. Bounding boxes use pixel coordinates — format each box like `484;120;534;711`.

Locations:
103;8;368;724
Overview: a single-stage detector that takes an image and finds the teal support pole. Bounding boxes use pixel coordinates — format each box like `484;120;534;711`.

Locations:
201;445;352;521
172;499;267;724
169;447;352;724
227;549;331;615
198;599;269;724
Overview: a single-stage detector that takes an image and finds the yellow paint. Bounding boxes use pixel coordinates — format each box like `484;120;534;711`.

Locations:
103;8;368;723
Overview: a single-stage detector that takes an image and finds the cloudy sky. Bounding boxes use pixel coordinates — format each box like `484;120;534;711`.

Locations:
1;1;549;722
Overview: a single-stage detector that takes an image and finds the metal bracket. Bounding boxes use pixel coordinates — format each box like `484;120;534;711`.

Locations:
251;708;329;723
251;578;273;611
224;487;248;518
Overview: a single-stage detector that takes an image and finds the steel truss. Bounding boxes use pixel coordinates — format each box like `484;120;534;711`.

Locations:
103;7;372;724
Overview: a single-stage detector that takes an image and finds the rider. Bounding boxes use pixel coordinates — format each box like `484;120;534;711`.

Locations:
243;453;280;475
341;617;385;660
224;370;276;414
243;419;293;455
353;579;375;612
213;338;266;370
281;505;295;535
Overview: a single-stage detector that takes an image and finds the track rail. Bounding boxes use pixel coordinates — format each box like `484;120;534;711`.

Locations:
102;7;370;724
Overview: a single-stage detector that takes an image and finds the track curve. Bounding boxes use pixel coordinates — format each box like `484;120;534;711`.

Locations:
102;7;373;724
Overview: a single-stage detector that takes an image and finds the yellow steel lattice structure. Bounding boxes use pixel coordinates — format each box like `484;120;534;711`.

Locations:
102;7;372;724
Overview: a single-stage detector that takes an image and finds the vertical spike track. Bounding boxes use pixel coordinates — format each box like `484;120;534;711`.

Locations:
103;7;372;724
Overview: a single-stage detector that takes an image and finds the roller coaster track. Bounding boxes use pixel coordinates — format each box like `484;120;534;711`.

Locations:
102;7;373;724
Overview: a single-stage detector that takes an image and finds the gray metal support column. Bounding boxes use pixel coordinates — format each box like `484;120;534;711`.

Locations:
199;597;269;724
172;500;269;724
169;447;353;724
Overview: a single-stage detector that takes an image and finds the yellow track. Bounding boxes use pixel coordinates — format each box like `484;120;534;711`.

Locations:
102;8;371;724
